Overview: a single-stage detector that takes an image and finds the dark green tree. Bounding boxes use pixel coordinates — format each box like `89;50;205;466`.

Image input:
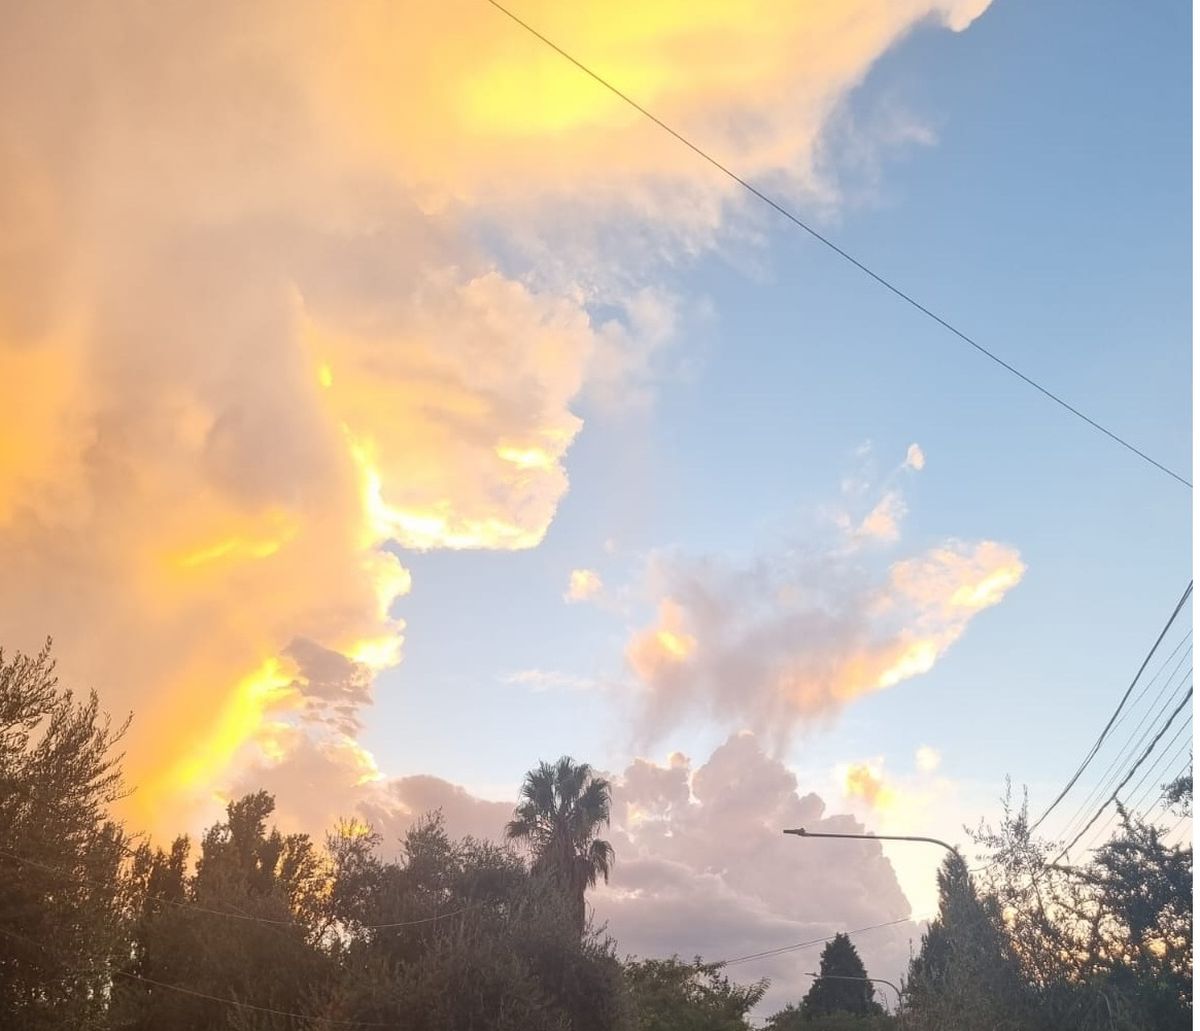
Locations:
904;855;1032;1031
112;791;333;1029
766;1004;896;1031
971;783;1193;1030
0;641;130;1031
624;956;764;1030
506;756;615;934
801;933;876;1017
320;810;630;1031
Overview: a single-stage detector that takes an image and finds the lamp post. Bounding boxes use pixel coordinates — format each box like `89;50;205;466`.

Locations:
802;971;902;1016
782;827;963;865
784;827;967;1027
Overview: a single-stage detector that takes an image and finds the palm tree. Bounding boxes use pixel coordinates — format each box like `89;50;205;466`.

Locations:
506;756;615;934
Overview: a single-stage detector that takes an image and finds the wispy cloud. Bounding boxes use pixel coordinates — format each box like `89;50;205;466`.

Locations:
626;476;1024;744
503;668;597;693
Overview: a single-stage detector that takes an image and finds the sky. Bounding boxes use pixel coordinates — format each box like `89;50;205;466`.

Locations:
0;0;1191;1009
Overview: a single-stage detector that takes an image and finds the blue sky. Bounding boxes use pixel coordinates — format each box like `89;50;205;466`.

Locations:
364;0;1191;855
2;0;1190;993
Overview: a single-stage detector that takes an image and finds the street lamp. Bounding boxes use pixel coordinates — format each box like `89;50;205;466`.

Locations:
783;827;965;866
784;826;965;1028
802;971;902;1015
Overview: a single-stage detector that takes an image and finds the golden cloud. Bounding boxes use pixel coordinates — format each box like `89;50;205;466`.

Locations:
843;760;896;810
566;568;604;603
628;537;1024;741
0;0;991;832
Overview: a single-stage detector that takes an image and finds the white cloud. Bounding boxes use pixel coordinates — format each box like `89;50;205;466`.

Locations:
905;443;926;471
915;745;942;772
597;734;924;1014
565;568;605;603
503;668;596;693
232;728;932;1014
627;533;1024;747
857;489;907;542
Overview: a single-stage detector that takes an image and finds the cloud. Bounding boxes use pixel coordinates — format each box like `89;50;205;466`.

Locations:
626;532;1024;746
503;669;596;693
596;734;923;1014
905;442;927;471
915;745;942;772
565;568;605;603
856;490;907;542
0;0;992;830
843;760;896;810
231;728;926;1013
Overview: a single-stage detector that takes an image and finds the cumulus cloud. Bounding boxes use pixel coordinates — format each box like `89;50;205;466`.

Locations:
240;731;925;1013
626;534;1024;746
915;745;942;772
596;734;923;1013
0;0;992;831
905;442;927;471
565;568;605;603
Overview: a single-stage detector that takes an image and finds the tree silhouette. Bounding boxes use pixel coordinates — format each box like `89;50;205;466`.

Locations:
802;932;876;1016
505;756;614;934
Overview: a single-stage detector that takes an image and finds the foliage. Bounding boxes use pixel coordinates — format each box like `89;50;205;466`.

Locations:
0;642;1194;1031
506;755;615;934
624;956;765;1030
800;933;878;1017
948;784;1194;1031
904;852;1035;1031
764;1006;897;1031
0;641;130;1030
111;791;334;1030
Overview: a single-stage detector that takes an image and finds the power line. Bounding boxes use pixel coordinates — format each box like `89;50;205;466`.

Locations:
1053;652;1193;845
109;969;394;1027
1164;813;1192;845
1122;718;1193;811
483;0;1193;489
0;846;482;931
1053;686;1193;864
1032;582;1193;833
1077;719;1192;853
0;926;392;1028
717;915;920;967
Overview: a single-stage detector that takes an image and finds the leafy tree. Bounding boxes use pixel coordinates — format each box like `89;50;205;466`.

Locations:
112;792;333;1029
801;933;877;1017
904;854;1033;1031
624;956;764;1031
765;1005;896;1031
970;783;1193;1031
506;756;615;933
322;810;630;1031
1164;768;1192;817
0;641;130;1030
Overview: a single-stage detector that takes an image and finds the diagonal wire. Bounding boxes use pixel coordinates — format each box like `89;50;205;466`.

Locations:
1053;686;1193;864
0;926;392;1028
717;916;918;967
0;846;482;931
1033;582;1193;833
1053;650;1193;845
483;0;1192;489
